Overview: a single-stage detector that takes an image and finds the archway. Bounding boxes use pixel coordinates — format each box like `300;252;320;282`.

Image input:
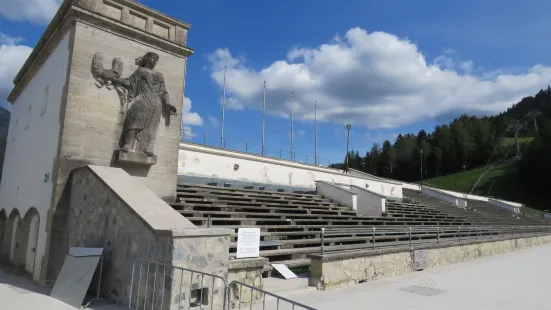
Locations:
0;209;6;239
15;208;40;277
0;209;6;260
0;210;20;265
24;210;40;275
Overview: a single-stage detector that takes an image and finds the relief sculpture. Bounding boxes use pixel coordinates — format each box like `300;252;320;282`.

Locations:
91;52;178;165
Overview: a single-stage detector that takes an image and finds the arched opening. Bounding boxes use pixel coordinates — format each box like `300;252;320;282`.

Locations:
2;210;20;265
0;209;6;256
0;209;6;238
15;208;40;277
25;211;40;275
10;215;18;262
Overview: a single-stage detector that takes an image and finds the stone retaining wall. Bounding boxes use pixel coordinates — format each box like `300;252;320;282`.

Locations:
61;165;230;309
310;234;551;290
227;257;267;308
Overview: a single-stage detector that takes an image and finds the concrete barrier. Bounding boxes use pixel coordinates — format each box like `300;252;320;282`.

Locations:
179;143;403;198
349;185;386;216
422;187;467;208
488;199;521;213
309;234;551;290
316;181;358;211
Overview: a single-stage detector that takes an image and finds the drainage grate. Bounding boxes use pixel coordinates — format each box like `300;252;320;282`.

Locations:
399;285;445;297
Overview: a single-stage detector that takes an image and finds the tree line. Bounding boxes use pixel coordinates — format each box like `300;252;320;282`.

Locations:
340;87;551;193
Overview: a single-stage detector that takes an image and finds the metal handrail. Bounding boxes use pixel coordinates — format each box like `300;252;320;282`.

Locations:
129;258;317;310
319;225;551;255
229;280;317;310
129;257;228;310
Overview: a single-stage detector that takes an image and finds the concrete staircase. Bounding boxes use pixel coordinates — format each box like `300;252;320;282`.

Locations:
403;189;549;226
171;183;475;274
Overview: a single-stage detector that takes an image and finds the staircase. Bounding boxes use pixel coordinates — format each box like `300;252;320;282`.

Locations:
170;183;476;274
403;189;549;226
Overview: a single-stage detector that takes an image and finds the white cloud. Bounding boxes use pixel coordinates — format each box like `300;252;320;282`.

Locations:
364;132;399;145
207;28;551;129
0;0;61;25
0;33;23;45
0;34;32;105
181;126;196;140
181;97;203;126
208;116;219;128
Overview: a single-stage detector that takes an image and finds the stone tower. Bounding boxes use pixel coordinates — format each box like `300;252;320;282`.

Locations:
1;0;193;284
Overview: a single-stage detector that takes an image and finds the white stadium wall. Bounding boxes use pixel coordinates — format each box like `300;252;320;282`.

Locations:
0;32;70;281
178;143;403;198
422;187;467;208
349;185;386;216
316;181;357;211
349;168;421;191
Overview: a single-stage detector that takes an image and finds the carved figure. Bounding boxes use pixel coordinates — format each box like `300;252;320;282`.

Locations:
92;52;177;158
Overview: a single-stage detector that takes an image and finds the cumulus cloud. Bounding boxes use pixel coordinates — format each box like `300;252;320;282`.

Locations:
181;97;203;126
0;33;33;107
208;116;219;128
0;0;61;25
181;126;196;139
207;28;551;129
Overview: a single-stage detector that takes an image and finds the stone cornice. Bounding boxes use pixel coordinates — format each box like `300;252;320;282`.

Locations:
8;0;193;103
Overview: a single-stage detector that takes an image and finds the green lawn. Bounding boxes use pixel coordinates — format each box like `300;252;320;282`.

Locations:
423;162;514;196
502;137;534;149
423;161;547;211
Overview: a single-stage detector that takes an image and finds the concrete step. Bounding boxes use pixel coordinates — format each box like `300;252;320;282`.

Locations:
178;183;321;199
262;274;314;294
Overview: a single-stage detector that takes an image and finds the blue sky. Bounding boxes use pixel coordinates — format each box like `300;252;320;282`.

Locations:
2;0;551;166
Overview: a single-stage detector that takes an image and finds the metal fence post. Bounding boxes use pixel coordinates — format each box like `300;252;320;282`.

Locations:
436;226;440;244
321;228;325;255
501;225;504;240
458;226;461;242
520;226;523;236
489;226;492;239
409;227;412;249
372;227;376;249
475;226;478;240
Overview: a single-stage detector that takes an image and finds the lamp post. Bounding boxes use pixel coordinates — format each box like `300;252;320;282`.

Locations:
420;149;424;186
346;124;351;171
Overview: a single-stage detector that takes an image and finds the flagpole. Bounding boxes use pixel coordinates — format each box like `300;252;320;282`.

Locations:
262;81;266;156
221;66;226;147
314;100;317;166
291;92;294;161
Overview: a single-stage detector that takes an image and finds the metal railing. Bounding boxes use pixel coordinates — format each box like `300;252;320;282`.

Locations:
129;258;317;310
228;281;316;310
129;258;228;310
181;132;332;167
319;225;551;254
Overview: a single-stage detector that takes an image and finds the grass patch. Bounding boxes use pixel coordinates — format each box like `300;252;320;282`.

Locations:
423;161;548;211
423;162;514;195
502;137;534;149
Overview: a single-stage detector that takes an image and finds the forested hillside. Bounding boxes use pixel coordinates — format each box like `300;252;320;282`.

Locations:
340;87;551;209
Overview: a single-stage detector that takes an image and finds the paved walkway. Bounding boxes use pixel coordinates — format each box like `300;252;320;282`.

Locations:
0;269;123;310
261;244;551;310
2;244;551;309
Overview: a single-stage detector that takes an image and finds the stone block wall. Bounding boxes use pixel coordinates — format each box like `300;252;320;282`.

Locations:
65;167;174;304
310;235;551;290
227;257;267;308
58;165;230;309
310;250;412;290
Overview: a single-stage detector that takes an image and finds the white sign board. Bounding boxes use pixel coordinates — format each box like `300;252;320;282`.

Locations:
271;264;297;279
236;228;260;259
